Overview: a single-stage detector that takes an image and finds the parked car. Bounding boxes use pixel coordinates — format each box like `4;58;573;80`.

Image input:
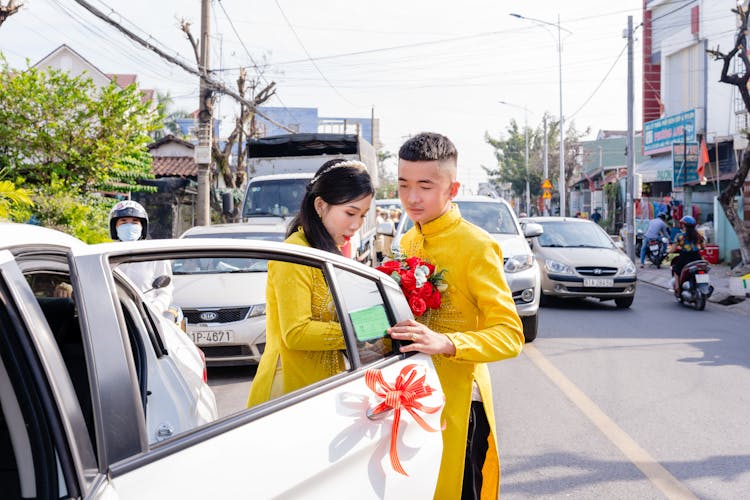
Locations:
176;222;287;366
381;196;543;342
0;223;442;498
523;216;637;308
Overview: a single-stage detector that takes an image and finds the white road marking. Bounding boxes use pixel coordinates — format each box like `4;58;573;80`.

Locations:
524;344;698;500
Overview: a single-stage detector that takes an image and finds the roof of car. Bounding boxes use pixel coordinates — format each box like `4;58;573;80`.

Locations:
180;222;289;238
248;173;314;182
0;222;86;249
523;216;595;223
453;195;508;204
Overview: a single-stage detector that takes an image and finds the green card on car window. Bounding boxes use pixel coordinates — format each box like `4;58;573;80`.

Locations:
349;305;391;342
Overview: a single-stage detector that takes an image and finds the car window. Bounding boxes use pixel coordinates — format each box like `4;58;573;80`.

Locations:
24;270;97;453
537;222;615;249
456;201;518;235
0;277;80;499
242;178;309;217
332;266;394;365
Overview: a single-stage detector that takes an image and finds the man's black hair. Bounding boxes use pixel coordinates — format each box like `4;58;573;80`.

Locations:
398;132;458;163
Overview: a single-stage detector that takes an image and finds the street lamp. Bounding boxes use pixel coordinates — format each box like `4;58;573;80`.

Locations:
498;101;530;215
510;13;571;216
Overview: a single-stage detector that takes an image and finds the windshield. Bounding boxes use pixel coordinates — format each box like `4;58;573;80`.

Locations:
537;221;614;249
241;178;309;218
456;201;518;235
173;232;285;275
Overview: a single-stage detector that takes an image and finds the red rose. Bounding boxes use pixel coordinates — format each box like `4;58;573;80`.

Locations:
399;270;417;292
408;295;427;317
417;281;434;299
377;260;401;275
424;262;436;275
405;256;423;270
425;287;442;309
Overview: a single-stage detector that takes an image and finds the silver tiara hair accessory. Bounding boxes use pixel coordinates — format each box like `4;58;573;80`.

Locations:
309;160;366;185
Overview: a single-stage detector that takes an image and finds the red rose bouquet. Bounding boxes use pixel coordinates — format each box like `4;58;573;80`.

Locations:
376;253;446;317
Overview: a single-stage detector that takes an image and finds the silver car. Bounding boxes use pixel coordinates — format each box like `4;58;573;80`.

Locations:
176;222;287;366
524;216;637;308
382;196;543;342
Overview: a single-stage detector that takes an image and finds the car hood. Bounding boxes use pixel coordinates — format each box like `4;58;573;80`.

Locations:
535;246;630;268
173;273;267;307
491;233;531;258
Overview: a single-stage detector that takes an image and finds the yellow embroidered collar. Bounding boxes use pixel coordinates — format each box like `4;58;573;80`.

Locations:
414;203;462;237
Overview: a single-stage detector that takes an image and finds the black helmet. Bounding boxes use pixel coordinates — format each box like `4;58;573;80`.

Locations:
109;200;148;240
657;212;667;220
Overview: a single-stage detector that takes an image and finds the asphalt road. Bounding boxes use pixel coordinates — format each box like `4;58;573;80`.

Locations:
493;282;750;499
206;282;750;498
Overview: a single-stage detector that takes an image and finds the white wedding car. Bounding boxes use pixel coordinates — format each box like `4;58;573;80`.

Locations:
0;223;443;498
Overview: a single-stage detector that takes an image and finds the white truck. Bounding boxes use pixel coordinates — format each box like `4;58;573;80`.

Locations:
240;133;379;265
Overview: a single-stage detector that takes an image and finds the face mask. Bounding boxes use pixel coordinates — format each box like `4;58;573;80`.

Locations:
116;223;142;242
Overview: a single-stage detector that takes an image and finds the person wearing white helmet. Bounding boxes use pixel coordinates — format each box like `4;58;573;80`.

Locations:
109;200;176;319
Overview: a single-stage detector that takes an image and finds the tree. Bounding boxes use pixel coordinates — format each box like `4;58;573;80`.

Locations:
707;4;750;272
0;0;21;28
0;56;161;195
376;150;397;199
0;54;161;241
484;115;588;212
156;91;192;138
180;20;276;192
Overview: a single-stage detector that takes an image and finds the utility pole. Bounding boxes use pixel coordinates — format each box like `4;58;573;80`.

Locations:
543;115;549;215
195;0;212;226
557;13;565;217
625;16;635;260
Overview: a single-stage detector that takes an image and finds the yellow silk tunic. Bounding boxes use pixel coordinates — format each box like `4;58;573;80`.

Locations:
400;204;524;500
247;230;346;407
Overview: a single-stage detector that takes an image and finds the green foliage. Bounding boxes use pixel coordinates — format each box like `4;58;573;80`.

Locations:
0;55;161;196
376;150;397;199
484;115;590;202
0;177;33;220
30;183;112;243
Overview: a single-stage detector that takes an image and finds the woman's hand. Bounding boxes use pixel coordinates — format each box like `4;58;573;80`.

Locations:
387;319;456;356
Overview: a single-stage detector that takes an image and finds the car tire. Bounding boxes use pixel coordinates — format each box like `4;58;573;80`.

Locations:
521;314;538;343
614;296;634;308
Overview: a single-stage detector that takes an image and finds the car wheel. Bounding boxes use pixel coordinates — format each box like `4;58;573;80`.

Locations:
614;296;634;308
521;314;538;343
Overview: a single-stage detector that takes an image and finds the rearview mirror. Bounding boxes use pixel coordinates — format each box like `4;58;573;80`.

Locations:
523;222;544;238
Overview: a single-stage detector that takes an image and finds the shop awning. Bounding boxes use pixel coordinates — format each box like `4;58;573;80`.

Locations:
636;155;673;183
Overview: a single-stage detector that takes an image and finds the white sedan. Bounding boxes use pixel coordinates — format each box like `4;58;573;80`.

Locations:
0;223;443;499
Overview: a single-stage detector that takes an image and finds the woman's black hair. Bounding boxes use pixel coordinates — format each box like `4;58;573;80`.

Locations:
287;158;374;254
684;224;704;245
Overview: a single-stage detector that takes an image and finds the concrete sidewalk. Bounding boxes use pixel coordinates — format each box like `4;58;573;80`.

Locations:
637;260;750;316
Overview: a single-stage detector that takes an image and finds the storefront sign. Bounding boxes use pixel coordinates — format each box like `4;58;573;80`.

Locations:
672;142;699;187
643;109;698;155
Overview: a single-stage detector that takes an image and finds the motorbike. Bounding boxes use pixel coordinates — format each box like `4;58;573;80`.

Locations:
646;236;669;268
674;259;714;311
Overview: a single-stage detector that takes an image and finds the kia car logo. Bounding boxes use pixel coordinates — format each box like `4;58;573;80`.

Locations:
199;311;219;321
594;268;602;275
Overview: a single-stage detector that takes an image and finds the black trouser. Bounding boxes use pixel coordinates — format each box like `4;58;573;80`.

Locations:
462;401;490;500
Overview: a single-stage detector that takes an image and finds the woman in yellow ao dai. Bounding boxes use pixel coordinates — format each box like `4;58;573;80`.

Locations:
247;159;375;407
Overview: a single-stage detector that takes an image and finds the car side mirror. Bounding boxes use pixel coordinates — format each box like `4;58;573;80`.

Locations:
150;275;171;290
523;222;544;238
377;222;395;237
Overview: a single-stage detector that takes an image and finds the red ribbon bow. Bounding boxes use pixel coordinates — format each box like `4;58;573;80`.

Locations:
365;363;443;476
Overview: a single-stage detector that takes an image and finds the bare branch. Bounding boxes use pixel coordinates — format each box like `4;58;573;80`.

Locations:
0;0;22;28
179;19;201;68
70;0;294;133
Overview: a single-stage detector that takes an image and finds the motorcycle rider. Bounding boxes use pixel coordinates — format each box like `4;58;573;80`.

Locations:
109;200;177;320
639;211;670;268
668;215;705;294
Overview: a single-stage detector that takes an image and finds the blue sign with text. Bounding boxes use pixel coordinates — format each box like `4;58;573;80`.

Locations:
644;109;697;155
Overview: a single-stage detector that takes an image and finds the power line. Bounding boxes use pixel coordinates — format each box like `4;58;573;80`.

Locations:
273;0;357;107
568;41;629;120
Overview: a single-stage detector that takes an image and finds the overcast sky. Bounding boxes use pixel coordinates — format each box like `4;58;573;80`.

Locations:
1;0;644;192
